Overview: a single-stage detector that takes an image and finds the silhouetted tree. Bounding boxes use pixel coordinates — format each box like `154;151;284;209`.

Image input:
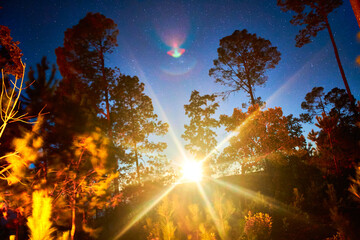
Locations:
300;87;355;125
182;90;219;175
209;29;281;106
277;0;355;105
23;57;57;117
55;12;119;136
112;75;168;182
300;87;359;175
21;57;58;182
55;13;122;194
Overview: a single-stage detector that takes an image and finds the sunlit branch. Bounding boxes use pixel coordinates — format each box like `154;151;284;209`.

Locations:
0;61;28;139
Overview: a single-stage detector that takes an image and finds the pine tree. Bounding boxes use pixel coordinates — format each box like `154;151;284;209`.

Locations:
209;29;281;106
111;74;168;183
182;90;219;176
55;12;119;136
277;0;355;106
300;87;356;125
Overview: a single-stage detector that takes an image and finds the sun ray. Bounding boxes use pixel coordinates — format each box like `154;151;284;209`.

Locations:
265;43;330;106
196;182;225;239
110;33;331;240
126;50;188;162
112;183;178;240
199;107;262;167
211;178;293;216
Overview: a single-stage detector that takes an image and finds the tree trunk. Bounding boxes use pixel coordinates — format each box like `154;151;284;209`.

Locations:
135;143;140;183
71;182;76;240
325;17;355;105
249;88;255;106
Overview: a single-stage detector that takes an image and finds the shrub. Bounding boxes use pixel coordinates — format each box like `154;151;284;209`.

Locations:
244;211;272;240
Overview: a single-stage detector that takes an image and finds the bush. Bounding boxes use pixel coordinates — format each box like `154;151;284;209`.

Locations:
244;211;272;240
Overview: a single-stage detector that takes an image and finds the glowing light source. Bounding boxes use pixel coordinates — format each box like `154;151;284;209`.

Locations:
182;160;203;182
167;47;185;58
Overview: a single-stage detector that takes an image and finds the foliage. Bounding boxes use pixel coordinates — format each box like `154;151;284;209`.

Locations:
326;185;353;240
53;13;123;208
55;12;118;112
277;0;343;47
51;128;120;239
112;74;169;182
219;105;305;173
144;197;177;240
0;25;23;77
308;112;359;175
300;87;355;124
1;116;43;185
325;232;345;240
209;29;281;105
244;211;272;240
22;56;58;117
27;190;56;240
349;164;360;201
182;90;219;175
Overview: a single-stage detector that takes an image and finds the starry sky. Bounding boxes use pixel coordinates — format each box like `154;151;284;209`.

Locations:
1;0;360;162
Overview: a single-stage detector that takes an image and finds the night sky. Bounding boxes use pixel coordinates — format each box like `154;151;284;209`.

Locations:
1;0;360;162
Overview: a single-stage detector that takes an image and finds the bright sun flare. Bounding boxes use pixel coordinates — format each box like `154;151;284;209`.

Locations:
182;160;203;182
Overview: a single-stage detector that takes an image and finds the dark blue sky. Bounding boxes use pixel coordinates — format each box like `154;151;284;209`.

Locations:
1;0;359;161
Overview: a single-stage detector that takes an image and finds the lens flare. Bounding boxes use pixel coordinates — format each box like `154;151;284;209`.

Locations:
167;47;185;58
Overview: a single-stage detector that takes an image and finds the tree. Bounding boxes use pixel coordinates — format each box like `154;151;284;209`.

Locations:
20;57;59;182
0;25;23;77
307;112;359;175
277;0;355;106
219;105;305;174
55;12;119;136
23;57;57;117
145;197;177;240
300;87;356;125
209;29;281;106
55;12;121;193
300;87;359;175
0;28;25;157
51;129;120;240
182;90;219;175
111;75;168;182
